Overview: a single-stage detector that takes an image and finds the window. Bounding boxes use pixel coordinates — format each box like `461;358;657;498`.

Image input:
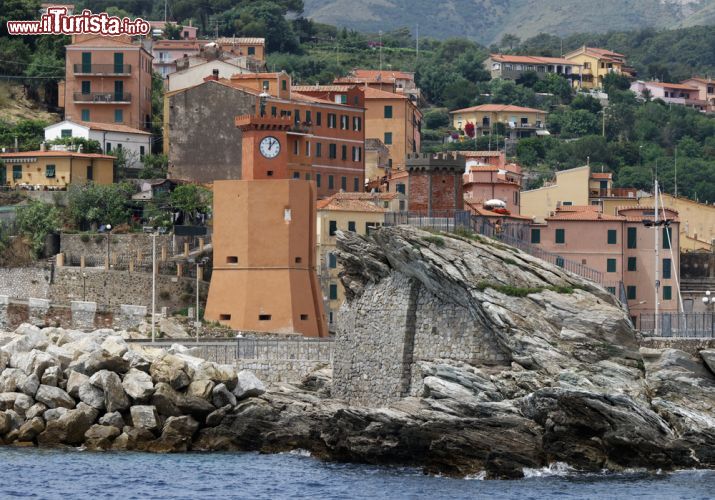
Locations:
294;109;300;126
329;284;338;300
329;220;337;236
329;312;334;324
396;183;405;194
113;52;123;73
12;165;22;180
220;314;231;321
353;177;359;192
316;143;322;158
106;142;112;152
663;258;672;279
340;95;347;104
306;141;311;157
292;172;300;179
627;286;636;300
305;173;311;181
316;112;322;126
259;314;272;321
295;257;303;263
328;253;337;268
340;115;348;129
61;129;72;138
341;145;347;160
348;221;356;232
606;286;616;294
341;176;347;191
384;132;393;145
293;140;299;155
663;227;672;249
248;46;255;56
227;256;238;264
114;109;123;123
316;173;321;187
562;201;573;206
607;258;616;273
353;116;362;131
306;110;312;124
328;175;334;189
45;164;55;178
300;314;308;321
627;227;637;248
555;229;565;244
140;146;145;157
86;165;93;180
328;113;336;128
281;79;287;91
627;257;637;271
114;80;123;100
271;106;277;117
262;80;270;91
81;52;91;72
663;286;672;301
81;81;90;94
329;143;337;159
81;109;90;121
530;228;541;244
352;146;362;162
384;105;393;118
607;229;617;244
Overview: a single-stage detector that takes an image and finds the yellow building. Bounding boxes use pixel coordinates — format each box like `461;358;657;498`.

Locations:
316;193;386;331
520;166;591;222
563;46;635;89
0;150;114;188
637;193;715;252
450;104;548;140
363;87;422;172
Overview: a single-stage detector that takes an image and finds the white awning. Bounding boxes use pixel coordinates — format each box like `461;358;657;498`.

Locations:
536;130;551;136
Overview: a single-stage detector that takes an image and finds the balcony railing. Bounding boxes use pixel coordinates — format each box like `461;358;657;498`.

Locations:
73;64;132;75
73;92;131;103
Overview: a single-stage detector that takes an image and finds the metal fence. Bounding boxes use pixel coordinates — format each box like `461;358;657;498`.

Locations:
639;313;715;338
128;337;334;364
384;210;472;232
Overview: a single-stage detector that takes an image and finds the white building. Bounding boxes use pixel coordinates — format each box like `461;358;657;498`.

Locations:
44;120;152;171
166;59;253;92
629;80;706;112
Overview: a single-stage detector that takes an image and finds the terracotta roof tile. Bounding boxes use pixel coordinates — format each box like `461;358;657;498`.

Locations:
490;54;576;65
317;192;388;212
590;173;612;179
360;87;409;100
292;85;352;92
641;81;698;91
450;104;546;114
215;37;265;45
0;150;115;160
81;121;152;135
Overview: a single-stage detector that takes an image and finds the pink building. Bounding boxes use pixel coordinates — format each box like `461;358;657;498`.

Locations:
458;150;506;168
680;77;715;112
463;165;521;214
149;21;198;40
630;80;706;112
534;205;680;325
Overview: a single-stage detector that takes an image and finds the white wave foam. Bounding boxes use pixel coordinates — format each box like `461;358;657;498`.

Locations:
288;449;312;457
464;471;486;480
522;462;575;478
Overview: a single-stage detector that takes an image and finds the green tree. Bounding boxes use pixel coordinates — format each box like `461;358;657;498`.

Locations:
500;33;520;51
163;23;184;40
170;184;212;224
139;153;169;179
67;183;135;229
560;109;600;138
423;109;450;130
47;137;102;153
570;94;602;114
15;201;60;257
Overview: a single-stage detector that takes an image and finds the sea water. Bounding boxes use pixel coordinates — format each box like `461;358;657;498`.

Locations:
0;448;713;499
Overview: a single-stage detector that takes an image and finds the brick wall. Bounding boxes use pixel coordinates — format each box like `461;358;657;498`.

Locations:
60;232;173;261
407;171;464;214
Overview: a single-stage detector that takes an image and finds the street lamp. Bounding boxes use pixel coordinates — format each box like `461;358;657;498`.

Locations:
105;224;112;271
188;256;209;343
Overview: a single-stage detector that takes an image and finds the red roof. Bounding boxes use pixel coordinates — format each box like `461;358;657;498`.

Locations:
80;121;152;135
450;104;546;114
546;211;624;221
590;173;612;179
152;40;204;50
361;87;408;100
490;54;576;65
292;85;352;92
317;192;387;213
335;69;414;84
642;81;698;91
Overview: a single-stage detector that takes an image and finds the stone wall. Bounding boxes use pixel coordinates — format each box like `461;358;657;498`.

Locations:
49;267;208;312
60;232;173;261
0;267;51;299
236;359;330;384
640;337;715;356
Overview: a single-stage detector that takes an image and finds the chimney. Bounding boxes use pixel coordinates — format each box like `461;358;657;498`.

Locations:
40;142;46;152
204;69;219;82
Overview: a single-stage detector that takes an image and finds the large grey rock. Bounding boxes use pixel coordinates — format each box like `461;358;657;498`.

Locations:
41;366;61;387
70;349;129;376
1;324;47;356
205;404;232;427
150;383;182;417
66;371;89;399
84;424;121;450
43;407;68;422
0;350;9;372
211;383;237;408
701;349;715;375
162;415;199;438
176;394;215;419
186;379;214;400
38;408;93;445
98;411;125;429
0;411;11;434
111;426;155;451
129;405;159;431
89;370;129;412
18;373;40;397
10;349;57;379
35;385;75;409
13;393;34;415
150;353;190;390
17;417;45;442
0;393;22;411
78;381;105;410
45;345;73;371
25;402;47;420
123;350;151;373
232;371;266;400
100;336;128;358
121;368;154;401
75;402;100;423
0;368;25;392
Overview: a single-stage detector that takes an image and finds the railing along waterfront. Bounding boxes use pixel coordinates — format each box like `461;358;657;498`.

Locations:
639;313;715;338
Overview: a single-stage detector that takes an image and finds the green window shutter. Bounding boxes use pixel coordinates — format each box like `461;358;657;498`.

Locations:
329;284;338;300
607;229;617;244
114;109;123;123
530;228;541;244
555;228;565;244
341;176;347;191
627;227;637;248
328;175;334;189
627;257;637;271
81;109;90;121
663;227;672;249
663;286;672;300
81;81;91;94
607;258;616;273
663;258;672;279
81;52;91;72
12;165;22;179
113;52;123;73
328;253;336;268
45;165;55;178
384;132;392;145
348;221;356;232
316;173;321;187
627;286;636;300
329;220;337;236
606;286;616;294
384;105;393;118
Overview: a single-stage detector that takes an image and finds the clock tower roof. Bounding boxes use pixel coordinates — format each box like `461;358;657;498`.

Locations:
235;114;292;132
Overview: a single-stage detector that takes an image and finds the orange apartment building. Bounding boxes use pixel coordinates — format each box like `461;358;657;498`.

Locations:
165;71;365;195
60;35;153;131
463;164;522;214
215;37;266;61
334;69;421;102
680;77;715;112
533;205;680;324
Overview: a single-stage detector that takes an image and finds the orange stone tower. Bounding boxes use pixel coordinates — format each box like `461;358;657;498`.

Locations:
205;114;328;337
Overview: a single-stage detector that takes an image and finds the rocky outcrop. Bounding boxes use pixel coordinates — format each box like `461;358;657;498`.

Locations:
2;226;715;479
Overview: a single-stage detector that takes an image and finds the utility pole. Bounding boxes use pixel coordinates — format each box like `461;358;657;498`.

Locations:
379;30;383;71
674;146;678;198
654;179;660;337
415;24;419;64
164;0;167;23
151;232;157;343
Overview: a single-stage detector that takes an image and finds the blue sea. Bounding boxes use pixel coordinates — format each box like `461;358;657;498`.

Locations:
0;447;713;499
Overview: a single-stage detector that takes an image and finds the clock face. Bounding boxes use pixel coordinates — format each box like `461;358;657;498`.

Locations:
259;136;281;159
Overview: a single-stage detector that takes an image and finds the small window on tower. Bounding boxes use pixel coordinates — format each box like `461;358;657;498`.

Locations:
259;314;272;321
227;256;238;264
219;314;231;321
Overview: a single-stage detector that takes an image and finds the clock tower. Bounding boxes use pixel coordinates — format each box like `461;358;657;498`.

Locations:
236;115;291;180
205;113;328;337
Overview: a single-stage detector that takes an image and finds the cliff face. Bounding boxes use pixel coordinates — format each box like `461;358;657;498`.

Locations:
329;226;715;476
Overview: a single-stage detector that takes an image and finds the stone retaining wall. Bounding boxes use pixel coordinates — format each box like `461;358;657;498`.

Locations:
641;337;715;356
60;232;173;261
0;267;51;299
